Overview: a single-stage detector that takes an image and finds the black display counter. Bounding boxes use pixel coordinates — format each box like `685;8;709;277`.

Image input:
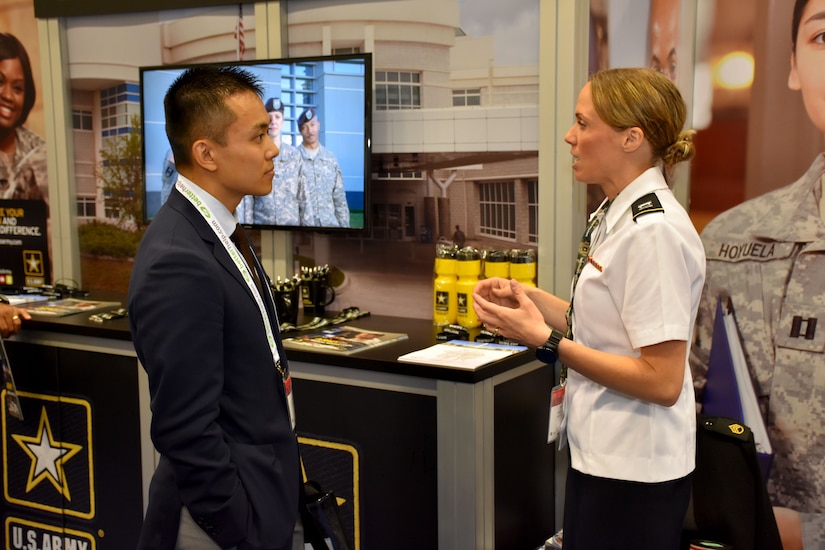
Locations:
1;302;555;549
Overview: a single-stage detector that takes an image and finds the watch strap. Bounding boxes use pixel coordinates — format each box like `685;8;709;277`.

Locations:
536;328;565;363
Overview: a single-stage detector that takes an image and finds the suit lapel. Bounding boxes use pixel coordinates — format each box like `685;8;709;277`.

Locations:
167;189;252;296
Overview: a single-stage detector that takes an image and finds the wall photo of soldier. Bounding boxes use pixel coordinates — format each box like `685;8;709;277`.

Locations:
0;32;47;202
0;9;51;288
690;0;825;548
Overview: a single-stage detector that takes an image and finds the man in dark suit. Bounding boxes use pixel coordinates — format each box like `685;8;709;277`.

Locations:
128;66;300;550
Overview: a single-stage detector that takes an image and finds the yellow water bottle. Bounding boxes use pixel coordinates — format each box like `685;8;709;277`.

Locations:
456;247;482;328
484;249;510;280
433;245;458;326
509;249;537;287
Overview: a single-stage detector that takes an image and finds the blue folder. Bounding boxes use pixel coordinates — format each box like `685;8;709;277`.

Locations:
702;297;773;481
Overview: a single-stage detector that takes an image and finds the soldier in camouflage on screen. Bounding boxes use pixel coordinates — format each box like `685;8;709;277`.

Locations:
296;107;350;227
690;0;825;547
160;149;177;206
250;97;303;226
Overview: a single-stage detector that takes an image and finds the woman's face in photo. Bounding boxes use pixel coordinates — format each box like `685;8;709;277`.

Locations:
268;110;284;140
789;0;825;135
0;57;26;131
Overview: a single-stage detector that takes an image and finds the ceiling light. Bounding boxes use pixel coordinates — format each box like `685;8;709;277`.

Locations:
713;51;754;90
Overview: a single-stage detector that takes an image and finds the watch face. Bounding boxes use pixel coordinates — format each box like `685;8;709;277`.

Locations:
536;346;558;364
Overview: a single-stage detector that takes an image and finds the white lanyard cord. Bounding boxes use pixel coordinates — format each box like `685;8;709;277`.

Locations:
175;179;280;367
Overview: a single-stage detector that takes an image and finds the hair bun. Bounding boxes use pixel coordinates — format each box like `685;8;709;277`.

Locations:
663;130;697;165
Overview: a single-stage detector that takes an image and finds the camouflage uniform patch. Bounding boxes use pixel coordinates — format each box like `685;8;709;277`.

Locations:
298;144;350;227
252;142;303;226
160;150;177;206
0;127;47;202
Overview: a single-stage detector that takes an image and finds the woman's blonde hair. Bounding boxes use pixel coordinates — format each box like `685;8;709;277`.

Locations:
590;67;695;167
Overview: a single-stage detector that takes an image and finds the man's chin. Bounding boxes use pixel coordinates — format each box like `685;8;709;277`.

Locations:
254;182;274;196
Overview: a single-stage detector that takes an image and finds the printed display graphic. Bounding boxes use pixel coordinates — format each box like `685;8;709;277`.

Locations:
5;516;96;550
3;391;95;519
298;435;360;549
0;201;50;287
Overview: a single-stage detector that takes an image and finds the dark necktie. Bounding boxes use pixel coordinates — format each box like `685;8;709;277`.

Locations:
561;200;611;382
231;223;291;403
231;223;264;297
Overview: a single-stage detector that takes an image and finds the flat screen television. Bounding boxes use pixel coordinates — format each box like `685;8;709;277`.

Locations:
139;52;372;232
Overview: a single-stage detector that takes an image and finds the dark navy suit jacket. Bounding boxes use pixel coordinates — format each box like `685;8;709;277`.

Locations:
129;188;299;550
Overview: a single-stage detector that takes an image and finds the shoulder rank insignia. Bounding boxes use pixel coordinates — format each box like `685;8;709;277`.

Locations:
631;193;664;222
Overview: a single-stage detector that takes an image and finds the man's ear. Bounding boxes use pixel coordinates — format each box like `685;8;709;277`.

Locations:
192;139;218;172
623;127;645;152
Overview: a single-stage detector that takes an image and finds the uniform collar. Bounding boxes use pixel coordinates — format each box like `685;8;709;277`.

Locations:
601;166;669;233
749;153;825;243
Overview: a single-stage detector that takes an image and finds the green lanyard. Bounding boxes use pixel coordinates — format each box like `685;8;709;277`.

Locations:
560;199;611;382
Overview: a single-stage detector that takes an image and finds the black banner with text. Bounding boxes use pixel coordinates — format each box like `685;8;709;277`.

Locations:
0;200;50;288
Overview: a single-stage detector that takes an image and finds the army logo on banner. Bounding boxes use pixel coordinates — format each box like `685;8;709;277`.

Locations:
4;516;97;550
0;201;50;287
2;390;95;518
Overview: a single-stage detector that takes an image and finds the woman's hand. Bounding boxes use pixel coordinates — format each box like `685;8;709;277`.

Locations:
473;277;518;308
0;303;30;338
473;278;551;348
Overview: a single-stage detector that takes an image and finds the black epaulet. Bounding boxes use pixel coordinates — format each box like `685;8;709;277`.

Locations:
699;415;752;443
631;193;664;222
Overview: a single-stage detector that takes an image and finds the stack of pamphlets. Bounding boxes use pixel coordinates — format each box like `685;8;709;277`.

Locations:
282;325;408;355
26;298;121;317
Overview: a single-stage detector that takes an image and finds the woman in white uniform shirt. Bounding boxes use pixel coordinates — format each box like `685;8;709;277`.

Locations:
473;67;704;549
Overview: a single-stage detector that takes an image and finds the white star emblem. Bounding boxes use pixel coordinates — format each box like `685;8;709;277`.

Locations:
12;407;83;499
25;254;41;273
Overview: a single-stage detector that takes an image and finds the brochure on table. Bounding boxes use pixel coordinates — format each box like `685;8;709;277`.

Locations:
25;298;121;317
397;340;528;370
0;293;51;306
282;325;408;355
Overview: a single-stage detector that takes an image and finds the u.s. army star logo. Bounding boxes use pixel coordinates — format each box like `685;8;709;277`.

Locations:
12;407;83;498
23;250;44;277
3;390;95;519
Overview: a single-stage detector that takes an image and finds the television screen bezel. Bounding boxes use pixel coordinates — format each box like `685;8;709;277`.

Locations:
138;51;372;233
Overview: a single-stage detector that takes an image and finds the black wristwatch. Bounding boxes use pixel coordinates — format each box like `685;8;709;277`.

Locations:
536;329;565;364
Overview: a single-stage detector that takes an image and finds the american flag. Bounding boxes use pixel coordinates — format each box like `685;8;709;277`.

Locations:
234;5;245;61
